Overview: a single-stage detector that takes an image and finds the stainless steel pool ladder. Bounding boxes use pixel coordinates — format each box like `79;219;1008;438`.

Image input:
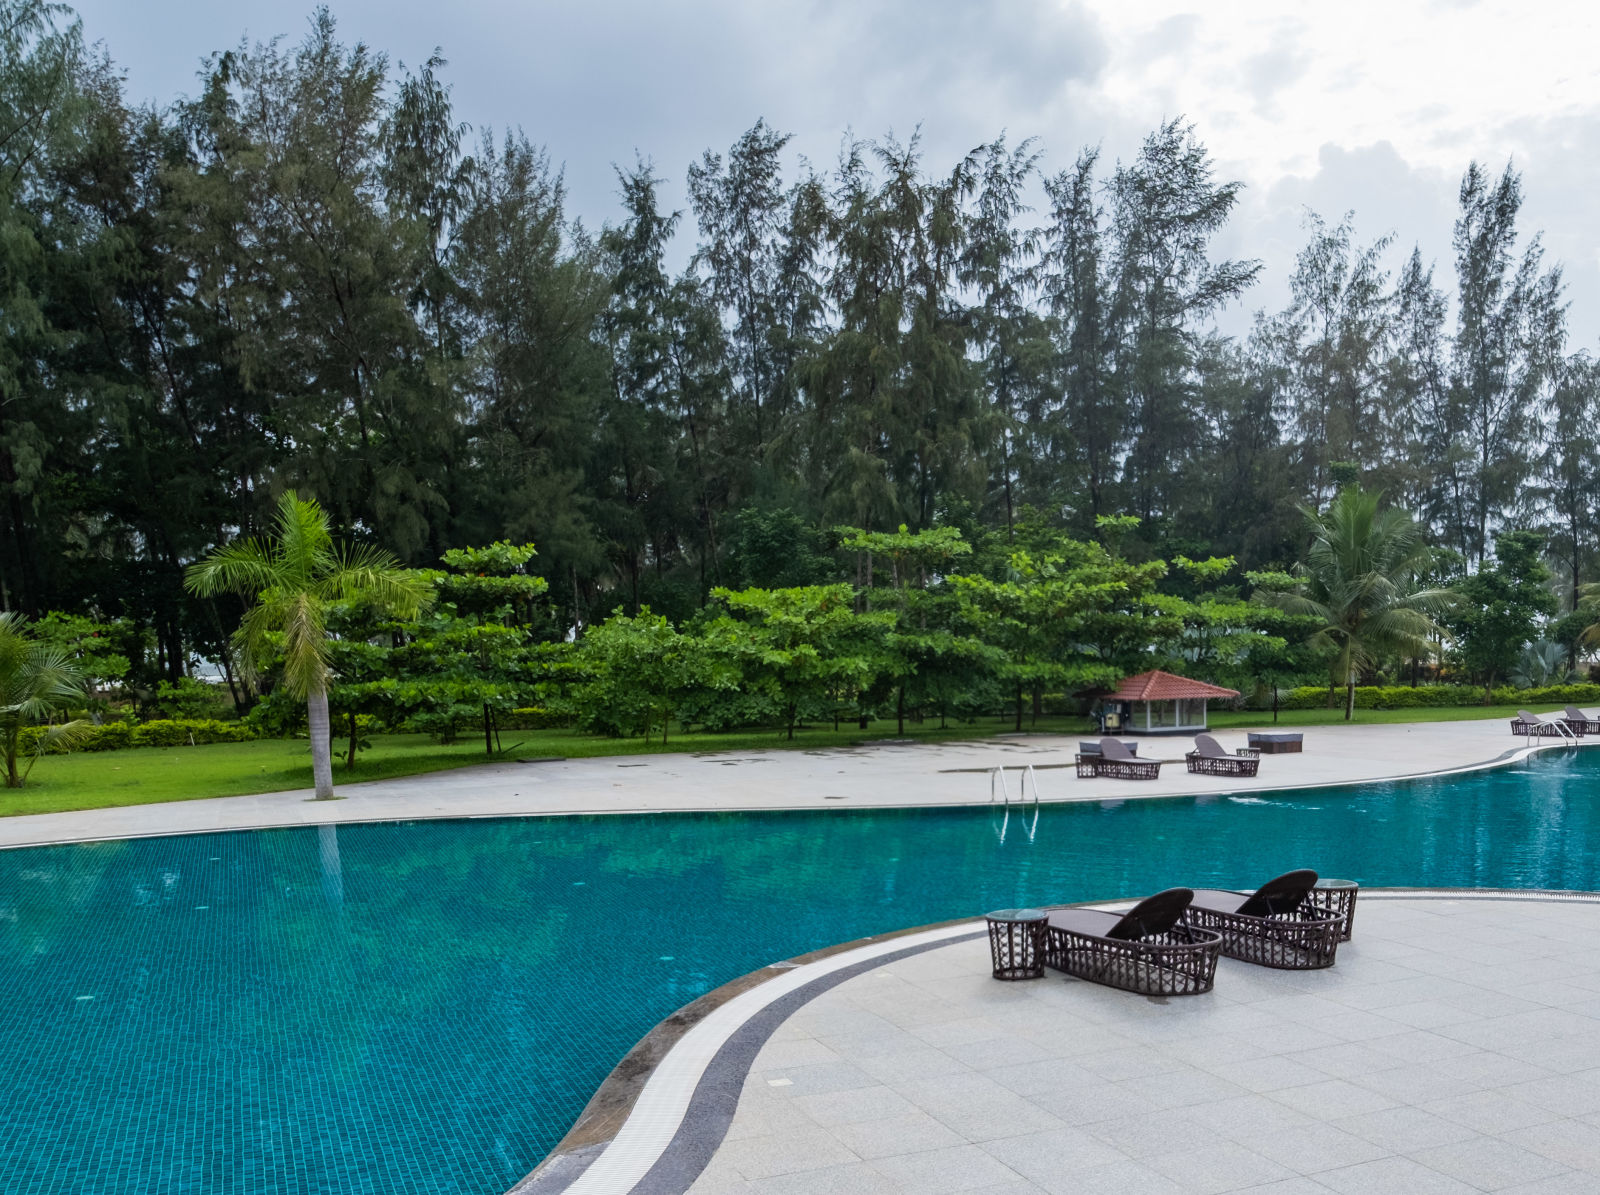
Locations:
1547;717;1579;743
989;765;1041;843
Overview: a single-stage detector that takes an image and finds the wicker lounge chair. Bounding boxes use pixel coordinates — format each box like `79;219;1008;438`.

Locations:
1564;707;1600;735
1043;888;1222;996
1182;869;1343;969
1185;733;1261;777
1512;710;1576;739
1075;736;1161;780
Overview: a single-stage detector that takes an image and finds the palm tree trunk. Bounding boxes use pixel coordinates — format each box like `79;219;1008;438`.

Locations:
307;688;336;799
3;725;20;788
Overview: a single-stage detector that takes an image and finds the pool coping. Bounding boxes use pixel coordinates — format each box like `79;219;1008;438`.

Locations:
507;886;1600;1195
1;738;1588;852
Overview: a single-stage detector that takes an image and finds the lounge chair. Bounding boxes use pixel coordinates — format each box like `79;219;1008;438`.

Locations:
1075;737;1161;780
1563;707;1600;735
1181;869;1343;969
1043;888;1222;996
1185;733;1261;777
1512;710;1577;740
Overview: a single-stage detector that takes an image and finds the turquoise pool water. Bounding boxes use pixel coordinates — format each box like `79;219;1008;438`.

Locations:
1;747;1597;1193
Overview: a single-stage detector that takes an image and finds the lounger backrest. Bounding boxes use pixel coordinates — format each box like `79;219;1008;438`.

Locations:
1194;733;1226;758
1237;868;1319;917
1567;707;1587;721
1104;887;1194;941
1100;737;1134;761
1518;710;1541;723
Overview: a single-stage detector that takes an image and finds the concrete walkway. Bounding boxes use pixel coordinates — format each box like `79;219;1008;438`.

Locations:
683;897;1600;1195
0;718;1558;850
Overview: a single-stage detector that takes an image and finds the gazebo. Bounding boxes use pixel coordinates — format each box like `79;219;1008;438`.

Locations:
1097;670;1240;735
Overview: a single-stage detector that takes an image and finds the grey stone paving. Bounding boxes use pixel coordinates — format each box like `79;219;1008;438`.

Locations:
684;899;1600;1194
0;719;1565;849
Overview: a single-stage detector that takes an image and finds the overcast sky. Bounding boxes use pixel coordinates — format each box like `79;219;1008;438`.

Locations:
70;0;1600;344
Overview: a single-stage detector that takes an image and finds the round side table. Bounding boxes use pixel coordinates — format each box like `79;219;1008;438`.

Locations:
1311;879;1359;942
986;908;1047;980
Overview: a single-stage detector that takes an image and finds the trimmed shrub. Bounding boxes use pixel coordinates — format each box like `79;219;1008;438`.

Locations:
1276;683;1600;711
23;718;260;754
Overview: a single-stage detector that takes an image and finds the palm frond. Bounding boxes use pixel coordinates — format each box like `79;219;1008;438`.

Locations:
185;538;280;597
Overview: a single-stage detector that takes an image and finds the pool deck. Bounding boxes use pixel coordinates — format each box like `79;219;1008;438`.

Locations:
557;895;1600;1195
0;718;1572;849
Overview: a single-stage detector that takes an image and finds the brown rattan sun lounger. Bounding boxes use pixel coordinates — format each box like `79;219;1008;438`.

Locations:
1043;888;1222;995
1182;869;1342;969
1563;707;1600;735
1512;710;1574;739
1075;736;1161;780
1185;733;1261;777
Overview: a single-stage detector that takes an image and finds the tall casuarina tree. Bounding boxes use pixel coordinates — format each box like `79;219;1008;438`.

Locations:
1448;162;1566;564
185;491;432;798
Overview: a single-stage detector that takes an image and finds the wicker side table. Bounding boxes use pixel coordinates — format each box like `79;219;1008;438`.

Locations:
1309;879;1359;942
986;908;1047;980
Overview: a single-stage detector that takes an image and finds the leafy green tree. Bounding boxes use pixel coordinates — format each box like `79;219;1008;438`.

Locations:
1446;530;1559;695
569;610;732;742
1253;487;1454;718
709;584;891;739
0;612;90;788
30;612;136;690
185;491;432;798
953;531;1174;729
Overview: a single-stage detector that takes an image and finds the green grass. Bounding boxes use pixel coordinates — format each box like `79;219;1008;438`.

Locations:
1207;704;1539;728
6;703;1547;818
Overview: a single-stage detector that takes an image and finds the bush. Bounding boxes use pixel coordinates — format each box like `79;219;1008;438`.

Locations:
1275;683;1600;711
23;718;260;754
501;707;571;731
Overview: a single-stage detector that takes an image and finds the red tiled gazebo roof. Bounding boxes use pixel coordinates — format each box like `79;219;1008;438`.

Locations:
1108;670;1240;702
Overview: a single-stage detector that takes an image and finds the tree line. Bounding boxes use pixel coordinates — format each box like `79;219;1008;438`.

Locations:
4;3;1598;687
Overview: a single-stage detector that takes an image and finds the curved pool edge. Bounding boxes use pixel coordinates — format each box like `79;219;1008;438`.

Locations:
506;913;990;1193
518;886;1600;1195
3;737;1591;852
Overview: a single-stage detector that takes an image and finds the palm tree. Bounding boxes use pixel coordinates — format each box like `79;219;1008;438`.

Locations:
186;491;432;799
0;612;91;788
1256;487;1454;720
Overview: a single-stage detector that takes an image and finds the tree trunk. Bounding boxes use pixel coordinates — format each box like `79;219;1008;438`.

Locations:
483;703;493;755
307;689;336;799
3;726;20;788
345;711;359;769
1014;681;1023;732
896;684;905;736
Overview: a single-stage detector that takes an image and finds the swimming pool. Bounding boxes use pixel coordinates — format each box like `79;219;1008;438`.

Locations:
0;746;1595;1194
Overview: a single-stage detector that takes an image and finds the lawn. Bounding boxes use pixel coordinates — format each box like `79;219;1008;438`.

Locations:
1207;704;1536;728
5;704;1544;818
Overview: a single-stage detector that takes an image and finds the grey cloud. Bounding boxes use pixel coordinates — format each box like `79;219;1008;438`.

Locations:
1242;24;1310;117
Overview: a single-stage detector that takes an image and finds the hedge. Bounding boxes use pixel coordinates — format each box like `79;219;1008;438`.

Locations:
1276;683;1600;711
23;718;260;754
